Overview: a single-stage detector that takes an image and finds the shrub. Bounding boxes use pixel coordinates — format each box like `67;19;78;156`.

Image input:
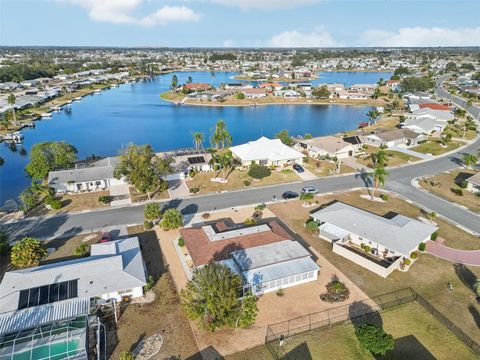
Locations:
248;164;271;179
161;209;183;230
190;187;200;194
98;195;110;204
20;187;40;211
11;237;47;268
418;242;426;251
363;245;371;253
244;218;257;225
178;237;185;247
380;194;389;201
243;180;251;187
404;258;411;266
276;288;284;297
451;188;463;196
202;212;210;219
430;231;439;241
410;251;418;259
300;193;314;201
49;199;62;210
74;243;90;257
144;275;155;292
144;203;161;222
0;231;10;255
356;323;395;356
254;203;266;211
143;220;153;230
459;180;468;189
305;220;319;233
119;352;134;360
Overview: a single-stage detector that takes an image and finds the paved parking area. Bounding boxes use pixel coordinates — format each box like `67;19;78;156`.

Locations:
109;184;132;206
167;179;190;199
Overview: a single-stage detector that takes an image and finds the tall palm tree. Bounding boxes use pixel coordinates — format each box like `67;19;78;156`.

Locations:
462;153;478;169
211;119;232;149
7;93;17;126
192;132;204;150
370;149;387;167
369;166;389;199
366;109;379;126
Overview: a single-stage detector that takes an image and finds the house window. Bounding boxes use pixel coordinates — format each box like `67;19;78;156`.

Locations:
302;273;308;280
95;181;101;186
282;277;289;286
118;289;133;295
359;237;363;241
295;274;302;282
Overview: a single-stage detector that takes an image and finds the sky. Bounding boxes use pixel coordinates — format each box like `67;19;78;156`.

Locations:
1;0;479;47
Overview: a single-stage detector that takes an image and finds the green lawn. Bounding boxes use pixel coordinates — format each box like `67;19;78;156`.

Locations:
411;139;462;156
356;145;420;168
227;302;478;360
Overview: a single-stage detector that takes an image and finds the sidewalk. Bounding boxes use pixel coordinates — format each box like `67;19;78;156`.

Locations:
426;239;480;266
389;146;433;160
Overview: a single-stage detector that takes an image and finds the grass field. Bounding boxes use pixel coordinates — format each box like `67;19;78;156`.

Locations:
267;190;480;347
186;168;300;194
227;302;478;360
304;158;355;176
411;139;462;156
419;169;480;213
356;145;420;168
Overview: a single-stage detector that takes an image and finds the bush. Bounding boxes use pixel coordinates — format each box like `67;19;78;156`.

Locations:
11;237;47;268
243;180;251;187
410;251;418;259
161;208;183;230
0;231;10;255
363;245;371;253
244;218;257;225
144;275;155;292
202;212;210;219
459;180;468;189
144;203;161;222
276;288;284;297
356;323;395;356
49;199;62;210
404;258;411;266
451;188;463;196
305;219;319;233
430;231;439;241
143;220;153;230
74;243;90;257
418;242;426;251
20;187;40;211
178;237;185;247
300;193;314;201
98;195;110;204
254;203;266;211
248;164;271;179
189;187;200;194
380;194;389;201
119;352;134;360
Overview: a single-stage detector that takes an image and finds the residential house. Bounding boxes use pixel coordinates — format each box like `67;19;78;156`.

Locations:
258;83;283;90
295;136;355;159
343;135;363;152
184;83;211;92
242;88;268;99
402;108;454;134
274;89;301;98
47;157;125;193
349;84;377;93
180;219;320;295
466;173;480;194
311;202;438;277
324;83;345;95
0;237;147;359
230;136;305;166
418;103;451;111
160;150;213;181
363;128;427;148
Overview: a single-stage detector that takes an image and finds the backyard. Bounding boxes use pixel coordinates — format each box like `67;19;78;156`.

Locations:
267;190;480;346
227;302;478;360
186;168;300;194
355;145;420;168
419;169;480;213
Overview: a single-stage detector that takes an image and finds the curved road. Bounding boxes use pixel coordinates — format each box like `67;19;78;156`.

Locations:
2;77;480;240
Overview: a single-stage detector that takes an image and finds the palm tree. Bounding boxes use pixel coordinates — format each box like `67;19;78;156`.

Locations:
192;132;204;150
211;119;232;149
462;153;478;169
366;109;379;126
7;93;17;126
369;166;389;199
370;149;387;167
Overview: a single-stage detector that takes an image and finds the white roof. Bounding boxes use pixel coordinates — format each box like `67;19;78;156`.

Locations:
0;237;146;314
230;137;305;162
410;108;454;122
312;202;437;255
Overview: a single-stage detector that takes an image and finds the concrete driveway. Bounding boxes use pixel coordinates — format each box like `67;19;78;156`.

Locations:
109;184;132;206
167;180;190;199
295;167;318;181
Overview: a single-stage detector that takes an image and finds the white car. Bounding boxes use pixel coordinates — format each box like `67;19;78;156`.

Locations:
302;186;319;194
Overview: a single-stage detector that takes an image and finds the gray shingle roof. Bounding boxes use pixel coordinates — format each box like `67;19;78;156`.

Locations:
311;202;438;255
47;157;118;185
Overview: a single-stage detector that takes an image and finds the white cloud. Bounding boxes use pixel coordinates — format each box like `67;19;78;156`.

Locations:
64;0;200;26
267;27;339;47
223;39;235;47
359;27;480;47
211;0;320;10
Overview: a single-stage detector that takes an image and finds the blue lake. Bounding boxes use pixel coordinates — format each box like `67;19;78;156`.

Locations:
0;71;391;206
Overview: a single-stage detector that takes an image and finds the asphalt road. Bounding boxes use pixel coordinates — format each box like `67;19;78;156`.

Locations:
2;77;480;240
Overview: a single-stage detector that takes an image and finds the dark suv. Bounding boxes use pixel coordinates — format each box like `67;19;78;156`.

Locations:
282;191;299;200
292;164;304;173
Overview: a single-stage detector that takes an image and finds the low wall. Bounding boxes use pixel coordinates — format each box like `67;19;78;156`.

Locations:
332;243;400;278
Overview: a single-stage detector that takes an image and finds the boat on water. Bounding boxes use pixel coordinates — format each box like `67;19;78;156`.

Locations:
3;131;24;143
73;96;82;101
50;105;62;112
41;112;52;118
93;89;103;94
111;84;119;88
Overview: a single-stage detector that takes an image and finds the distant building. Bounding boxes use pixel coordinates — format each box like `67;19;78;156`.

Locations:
466;173;480;194
363;129;427;148
295;136;355;159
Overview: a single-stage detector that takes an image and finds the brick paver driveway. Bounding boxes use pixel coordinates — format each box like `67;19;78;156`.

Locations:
426;239;480;266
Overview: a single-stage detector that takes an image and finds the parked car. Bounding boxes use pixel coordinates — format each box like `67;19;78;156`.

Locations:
293;164;304;173
282;191;299;200
302;186;318;194
99;231;112;243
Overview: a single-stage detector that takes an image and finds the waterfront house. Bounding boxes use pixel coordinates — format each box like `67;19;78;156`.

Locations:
47;157;125;193
311;202;437;277
402;117;447;134
338;90;369;100
0;237;147;359
324;83;345;95
258;83;283;90
274;89;301;98
184;83;211;92
159;150;213;181
230;136;305;166
363;128;427;148
180;219;320;295
466;172;480;193
242;88;268;99
349;84;377;93
295;136;355;159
